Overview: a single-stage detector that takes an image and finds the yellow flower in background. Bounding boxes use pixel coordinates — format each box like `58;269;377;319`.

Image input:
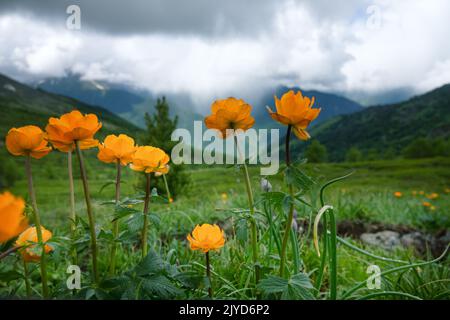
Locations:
6;125;52;159
0;192;28;243
204;97;255;138
16;226;53;262
426;193;439;200
221;193;228;203
46;110;102;152
97;134;137;165
445;188;450;194
422;201;431;207
130;146;170;174
187;224;225;253
394;191;402;198
267;90;321;140
412;190;417;196
430;206;436;211
419;191;425;195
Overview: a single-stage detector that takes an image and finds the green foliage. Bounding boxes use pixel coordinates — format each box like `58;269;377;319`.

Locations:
345;147;363;162
403;138;450;159
258;273;315;299
305;140;328;163
0;152;22;189
297;84;450;161
141;97;189;198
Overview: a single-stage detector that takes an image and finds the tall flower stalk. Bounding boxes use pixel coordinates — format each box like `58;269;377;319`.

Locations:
130;145;170;258
235;136;260;285
75;141;99;284
25;156;49;297
109;160;121;274
46;110;102;284
97;134;136;273
162;174;172;204
67;151;77;264
204;97;257;285
279;125;294;277
141;173;151;258
267;90;321;278
22;260;32;297
187;224;225;299
5;126;52;296
205;251;213;298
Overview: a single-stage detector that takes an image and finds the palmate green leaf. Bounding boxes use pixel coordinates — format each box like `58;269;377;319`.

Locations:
126;213;161;233
258;273;315;300
285;166;315;192
135;250;165;275
174;271;207;290
142;275;183;298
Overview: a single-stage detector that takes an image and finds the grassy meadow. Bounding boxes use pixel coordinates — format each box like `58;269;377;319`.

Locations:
2;148;449;299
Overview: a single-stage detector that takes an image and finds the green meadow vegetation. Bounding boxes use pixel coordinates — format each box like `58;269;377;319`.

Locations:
0;74;449;300
2;150;449;299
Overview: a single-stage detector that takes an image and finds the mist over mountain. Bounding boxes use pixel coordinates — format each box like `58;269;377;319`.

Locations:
34;74;366;132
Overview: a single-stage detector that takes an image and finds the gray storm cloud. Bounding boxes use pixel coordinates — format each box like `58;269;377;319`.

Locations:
0;0;449;108
0;0;279;36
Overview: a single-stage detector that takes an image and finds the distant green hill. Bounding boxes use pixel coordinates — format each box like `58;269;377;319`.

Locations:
0;73;143;138
293;84;450;161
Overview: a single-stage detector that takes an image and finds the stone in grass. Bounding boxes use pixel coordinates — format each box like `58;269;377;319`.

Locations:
360;230;401;251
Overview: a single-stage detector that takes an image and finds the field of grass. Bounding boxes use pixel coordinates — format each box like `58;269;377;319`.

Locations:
1;154;449;299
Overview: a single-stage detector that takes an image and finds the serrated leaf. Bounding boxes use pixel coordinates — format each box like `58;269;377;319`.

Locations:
142;275;182;298
135;250;165;275
285;166;315;192
258;273;315;300
174;271;206;289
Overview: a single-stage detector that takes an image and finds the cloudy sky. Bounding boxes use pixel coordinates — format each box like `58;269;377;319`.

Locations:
1;0;450;107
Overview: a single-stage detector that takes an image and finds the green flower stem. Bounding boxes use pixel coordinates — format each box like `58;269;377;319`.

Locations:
314;213;328;291
75;141;99;285
67;151;77;265
109;160;121;275
23;260;32;298
141;173;151;258
234;136;260;287
162;174;172;204
205;251;213;298
279;125;294;277
25;155;49;298
328;209;337;300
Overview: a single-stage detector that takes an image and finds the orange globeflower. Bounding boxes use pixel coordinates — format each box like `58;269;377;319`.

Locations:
187;224;225;253
394;191;403;198
45;110;102;152
97;134;137;165
16;226;53;262
267;90;321;140
0;192;28;243
5;126;52;159
130;146;170;174
422;201;432;207
205;97;255;138
426;193;439;200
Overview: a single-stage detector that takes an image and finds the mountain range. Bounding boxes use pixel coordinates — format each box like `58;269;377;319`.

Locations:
0;73;142;138
1;72;448;162
294;84;450;161
35;74;203;130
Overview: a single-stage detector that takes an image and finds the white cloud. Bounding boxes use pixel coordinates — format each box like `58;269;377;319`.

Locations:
0;0;449;107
